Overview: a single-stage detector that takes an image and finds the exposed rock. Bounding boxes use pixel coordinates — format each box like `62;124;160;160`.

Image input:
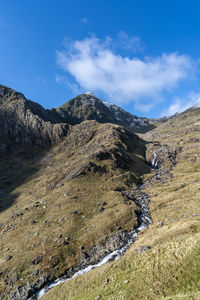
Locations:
54;92;153;134
104;278;110;286
32;270;39;276
82;252;90;259
11;273;18;283
32;255;43;265
62;240;69;246
136;246;151;253
158;221;164;227
7;255;12;261
8;282;34;300
124;280;129;284
0;85;69;156
98;207;104;213
51;258;59;268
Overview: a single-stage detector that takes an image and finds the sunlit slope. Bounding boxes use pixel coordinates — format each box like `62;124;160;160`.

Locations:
42;108;200;300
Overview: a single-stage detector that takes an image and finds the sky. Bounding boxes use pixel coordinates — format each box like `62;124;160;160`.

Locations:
1;0;200;118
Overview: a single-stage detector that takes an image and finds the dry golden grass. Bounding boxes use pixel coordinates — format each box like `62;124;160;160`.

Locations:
0;122;149;297
41;109;200;300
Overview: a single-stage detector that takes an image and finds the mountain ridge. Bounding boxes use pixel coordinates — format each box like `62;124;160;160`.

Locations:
0;84;153;156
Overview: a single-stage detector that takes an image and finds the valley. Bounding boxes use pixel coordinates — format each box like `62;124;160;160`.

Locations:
0;85;200;300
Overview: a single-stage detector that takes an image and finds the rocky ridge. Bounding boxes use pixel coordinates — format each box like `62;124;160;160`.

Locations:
0;85;69;156
0;85;154;156
53;92;153;133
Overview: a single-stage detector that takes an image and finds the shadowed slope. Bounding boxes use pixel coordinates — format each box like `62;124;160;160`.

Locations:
0;119;151;299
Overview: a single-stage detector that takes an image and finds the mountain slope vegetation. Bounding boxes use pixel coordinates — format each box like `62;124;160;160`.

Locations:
41;105;200;300
0;86;151;299
1;84;200;300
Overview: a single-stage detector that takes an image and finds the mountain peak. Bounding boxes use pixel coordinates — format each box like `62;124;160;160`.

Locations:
83;91;96;96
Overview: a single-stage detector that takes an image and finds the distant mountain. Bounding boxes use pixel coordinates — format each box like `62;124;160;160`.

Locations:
52;92;154;133
0;85;154;156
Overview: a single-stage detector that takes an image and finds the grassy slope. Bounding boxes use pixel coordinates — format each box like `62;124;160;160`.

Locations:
42;109;200;300
0;121;149;298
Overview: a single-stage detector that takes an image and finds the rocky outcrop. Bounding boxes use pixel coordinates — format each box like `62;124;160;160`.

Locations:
0;85;69;156
146;143;181;169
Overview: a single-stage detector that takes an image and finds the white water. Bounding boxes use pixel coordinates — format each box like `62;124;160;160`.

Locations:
152;150;158;168
29;193;152;299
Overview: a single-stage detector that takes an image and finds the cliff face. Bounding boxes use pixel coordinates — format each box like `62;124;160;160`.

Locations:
0;85;69;155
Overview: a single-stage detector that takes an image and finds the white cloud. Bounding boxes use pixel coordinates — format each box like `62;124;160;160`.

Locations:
162;92;200;116
56;36;194;112
117;31;143;52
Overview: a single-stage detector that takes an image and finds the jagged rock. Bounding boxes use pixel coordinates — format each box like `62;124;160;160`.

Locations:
82;252;90;259
98;207;104;213
32;255;43;265
7;255;12;261
8;281;33;300
11;273;18;283
51;258;59;268
32;270;39;276
0;85;69;156
32;274;53;290
62;240;69;245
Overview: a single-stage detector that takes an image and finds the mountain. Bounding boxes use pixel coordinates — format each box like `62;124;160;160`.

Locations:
53;92;153;133
41;103;200;300
0;85;152;299
0;85;154;157
1;84;200;300
0;85;69;156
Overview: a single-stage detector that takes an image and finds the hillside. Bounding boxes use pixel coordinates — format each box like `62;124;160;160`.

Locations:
0;100;150;299
1;84;200;300
40;107;200;300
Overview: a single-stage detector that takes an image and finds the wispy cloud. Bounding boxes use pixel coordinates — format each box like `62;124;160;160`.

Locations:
55;74;81;94
116;31;143;53
56;35;195;112
162;92;200;116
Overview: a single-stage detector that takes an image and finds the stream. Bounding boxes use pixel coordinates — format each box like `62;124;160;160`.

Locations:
29;187;152;299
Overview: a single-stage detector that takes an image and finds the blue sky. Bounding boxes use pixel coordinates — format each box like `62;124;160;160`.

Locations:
1;0;200;117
